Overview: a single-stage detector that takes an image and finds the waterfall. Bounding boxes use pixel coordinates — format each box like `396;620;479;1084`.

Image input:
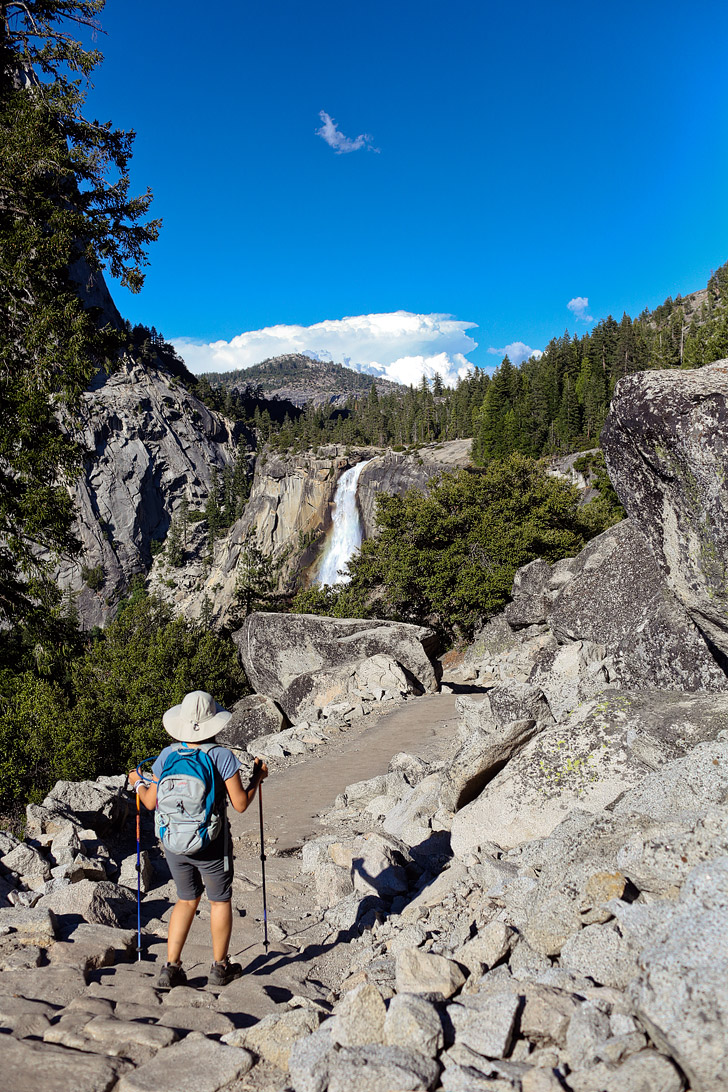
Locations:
316;460;371;586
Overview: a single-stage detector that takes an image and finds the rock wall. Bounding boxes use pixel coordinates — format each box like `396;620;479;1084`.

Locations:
147;448;360;626
602;358;728;659
357;440;472;538
57;356;240;628
150;441;473;627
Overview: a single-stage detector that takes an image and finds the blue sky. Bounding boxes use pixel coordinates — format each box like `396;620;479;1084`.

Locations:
86;0;728;383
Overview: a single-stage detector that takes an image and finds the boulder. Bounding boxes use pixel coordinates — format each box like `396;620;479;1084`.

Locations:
1;843;51;883
453;922;512;976
25;803;82;841
216;693;289;749
440;714;542;812
559;921;637;989
117;1036;254;1092
327;1043;440;1092
545;518;727;692
330;982;387;1046
49;930;135;973
504;558;552;628
383;993;444;1057
395;948;466;998
615;806;728;896
36;879;135;927
614;856;728;1092
613;739;728;822
279;654;424;723
0;831;20;855
0;907;58;947
527;639;614;721
568;1051;684;1092
232;1008;321;1069
288;1023;334;1092
233;612;440;716
245;727;307;758
118;850;154;893
449;992;521;1059
602;358;728;661
328;832;409;899
0;1036;130;1092
450;689;728;853
42;778;128;834
487;683;554;727
381;774;441;848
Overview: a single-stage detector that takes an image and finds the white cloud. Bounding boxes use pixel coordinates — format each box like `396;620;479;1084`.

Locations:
172;312;479;388
316;110;378;154
567;296;593;323
487;341;542;365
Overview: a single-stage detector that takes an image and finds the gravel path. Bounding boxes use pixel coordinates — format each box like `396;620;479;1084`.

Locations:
231;692;460;853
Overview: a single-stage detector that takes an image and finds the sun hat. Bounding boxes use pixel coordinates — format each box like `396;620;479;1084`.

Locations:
162;690;232;743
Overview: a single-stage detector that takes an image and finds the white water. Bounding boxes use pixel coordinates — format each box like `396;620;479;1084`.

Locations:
316;460;371;585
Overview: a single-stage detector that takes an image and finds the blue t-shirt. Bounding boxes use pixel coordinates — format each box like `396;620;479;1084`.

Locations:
152;743;241;786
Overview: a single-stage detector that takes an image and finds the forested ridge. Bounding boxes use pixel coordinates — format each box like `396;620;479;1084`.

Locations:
186;262;728;459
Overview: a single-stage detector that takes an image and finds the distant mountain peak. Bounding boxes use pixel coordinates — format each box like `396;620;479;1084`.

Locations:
199;353;403;408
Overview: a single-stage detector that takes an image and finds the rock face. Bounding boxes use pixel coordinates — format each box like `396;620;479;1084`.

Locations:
450;689;728;854
60;356;240;627
216;694;290;750
233;612;440;720
546;518;728;692
357;440;472;538
602;358;728;660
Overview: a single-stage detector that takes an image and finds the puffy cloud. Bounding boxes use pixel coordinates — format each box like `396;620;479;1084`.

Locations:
316;110;378;154
172;312;479;388
487;341;542;365
567;296;593;323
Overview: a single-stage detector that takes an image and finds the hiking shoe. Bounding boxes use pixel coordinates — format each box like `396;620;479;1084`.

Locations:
209;957;243;986
157;961;187;989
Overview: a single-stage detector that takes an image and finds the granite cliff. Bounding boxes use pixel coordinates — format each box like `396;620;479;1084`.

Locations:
56;356;243;628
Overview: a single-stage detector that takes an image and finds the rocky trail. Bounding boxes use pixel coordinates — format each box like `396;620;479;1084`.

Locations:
234;691;461;852
139;691;466;1025
8;363;728;1091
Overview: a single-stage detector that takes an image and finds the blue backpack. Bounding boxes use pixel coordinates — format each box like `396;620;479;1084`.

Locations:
154;743;223;855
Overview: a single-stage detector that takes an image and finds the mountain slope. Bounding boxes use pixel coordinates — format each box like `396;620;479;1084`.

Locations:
201;353;404;407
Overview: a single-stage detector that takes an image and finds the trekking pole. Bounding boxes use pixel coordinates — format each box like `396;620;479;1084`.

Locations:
135;788;142;961
258;779;269;951
132;755;158;963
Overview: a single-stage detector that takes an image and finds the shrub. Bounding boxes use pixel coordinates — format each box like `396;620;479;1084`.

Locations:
0;591;248;826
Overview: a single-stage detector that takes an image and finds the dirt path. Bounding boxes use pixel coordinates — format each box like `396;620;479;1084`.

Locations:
231;692;460;852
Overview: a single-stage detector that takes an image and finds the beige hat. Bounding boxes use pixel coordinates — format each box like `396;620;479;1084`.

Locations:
162;690;232;743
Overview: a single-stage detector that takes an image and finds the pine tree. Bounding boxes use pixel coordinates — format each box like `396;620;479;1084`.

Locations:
0;0;158;628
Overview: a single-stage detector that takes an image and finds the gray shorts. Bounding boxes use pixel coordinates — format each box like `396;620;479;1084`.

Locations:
164;832;233;902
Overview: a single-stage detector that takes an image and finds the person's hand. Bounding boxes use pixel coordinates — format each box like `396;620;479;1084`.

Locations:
128;768;140;789
253;758;269;782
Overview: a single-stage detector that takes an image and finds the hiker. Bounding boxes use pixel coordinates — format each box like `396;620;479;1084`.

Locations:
128;689;268;989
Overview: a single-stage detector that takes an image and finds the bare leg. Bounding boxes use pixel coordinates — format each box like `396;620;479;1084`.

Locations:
167;896;201;963
209;899;233;963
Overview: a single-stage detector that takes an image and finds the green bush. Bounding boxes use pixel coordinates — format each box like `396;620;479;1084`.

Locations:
81;564;104;591
0;591;248;826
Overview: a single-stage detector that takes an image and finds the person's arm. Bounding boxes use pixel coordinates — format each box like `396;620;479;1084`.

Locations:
225;757;268;814
128;768;158;810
